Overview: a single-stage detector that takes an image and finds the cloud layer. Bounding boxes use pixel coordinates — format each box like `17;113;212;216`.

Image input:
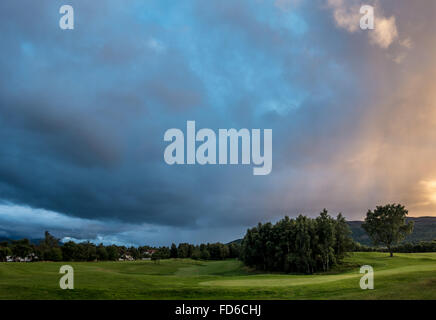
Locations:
0;0;435;245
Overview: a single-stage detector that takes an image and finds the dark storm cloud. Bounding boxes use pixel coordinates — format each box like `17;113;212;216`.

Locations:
0;0;435;245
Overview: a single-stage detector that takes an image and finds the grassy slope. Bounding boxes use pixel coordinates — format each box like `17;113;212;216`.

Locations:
0;252;435;300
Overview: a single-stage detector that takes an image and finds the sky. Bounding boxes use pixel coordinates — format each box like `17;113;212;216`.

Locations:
0;0;435;246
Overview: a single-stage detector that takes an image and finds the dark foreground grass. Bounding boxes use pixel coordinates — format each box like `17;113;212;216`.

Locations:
0;252;435;299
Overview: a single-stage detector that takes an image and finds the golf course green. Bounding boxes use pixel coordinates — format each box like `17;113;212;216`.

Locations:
0;252;435;299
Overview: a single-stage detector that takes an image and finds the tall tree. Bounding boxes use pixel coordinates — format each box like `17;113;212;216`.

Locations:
0;246;12;262
315;209;336;272
334;213;353;260
170;243;178;258
61;241;78;261
11;239;33;258
362;204;414;257
97;244;109;261
106;245;120;261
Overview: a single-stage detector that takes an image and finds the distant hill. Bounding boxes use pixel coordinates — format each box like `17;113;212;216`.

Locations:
348;217;436;246
229;217;436;247
227;239;243;245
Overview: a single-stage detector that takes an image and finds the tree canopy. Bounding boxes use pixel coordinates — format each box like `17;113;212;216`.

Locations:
240;210;353;273
362;204;414;257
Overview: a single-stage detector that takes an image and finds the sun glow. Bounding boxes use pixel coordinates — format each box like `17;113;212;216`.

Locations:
420;180;436;204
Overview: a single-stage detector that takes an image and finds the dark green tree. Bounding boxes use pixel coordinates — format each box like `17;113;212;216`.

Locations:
200;248;210;260
170;243;178;258
315;209;336;271
106;245;120;261
191;247;202;260
0;246;12;262
228;243;241;258
177;243;191;258
362;204;414;257
97;244;109;261
43;231;59;248
39;231;60;260
334;213;353;260
46;247;63;261
11;239;33;258
61;241;78;261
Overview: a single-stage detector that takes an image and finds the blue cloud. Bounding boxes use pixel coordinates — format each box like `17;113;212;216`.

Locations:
0;0;435;245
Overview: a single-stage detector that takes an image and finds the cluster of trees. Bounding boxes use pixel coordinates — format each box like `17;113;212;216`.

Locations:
0;232;153;262
136;242;241;261
0;231;241;262
0;241;13;261
390;240;436;253
168;242;240;260
60;242;140;261
240;210;353;274
0;238;42;262
353;240;436;253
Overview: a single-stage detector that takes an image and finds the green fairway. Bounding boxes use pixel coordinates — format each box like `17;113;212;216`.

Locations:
0;252;435;299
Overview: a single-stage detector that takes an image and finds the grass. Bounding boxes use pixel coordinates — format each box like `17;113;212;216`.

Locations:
0;252;435;299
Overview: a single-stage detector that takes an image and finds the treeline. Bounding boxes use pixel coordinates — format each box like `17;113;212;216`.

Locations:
353;240;436;253
0;231;241;262
147;242;240;260
240;210;353;274
168;242;240;260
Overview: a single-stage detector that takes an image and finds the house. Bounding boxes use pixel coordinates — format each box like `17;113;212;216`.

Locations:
24;253;39;262
4;253;39;262
119;254;134;261
145;249;156;256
